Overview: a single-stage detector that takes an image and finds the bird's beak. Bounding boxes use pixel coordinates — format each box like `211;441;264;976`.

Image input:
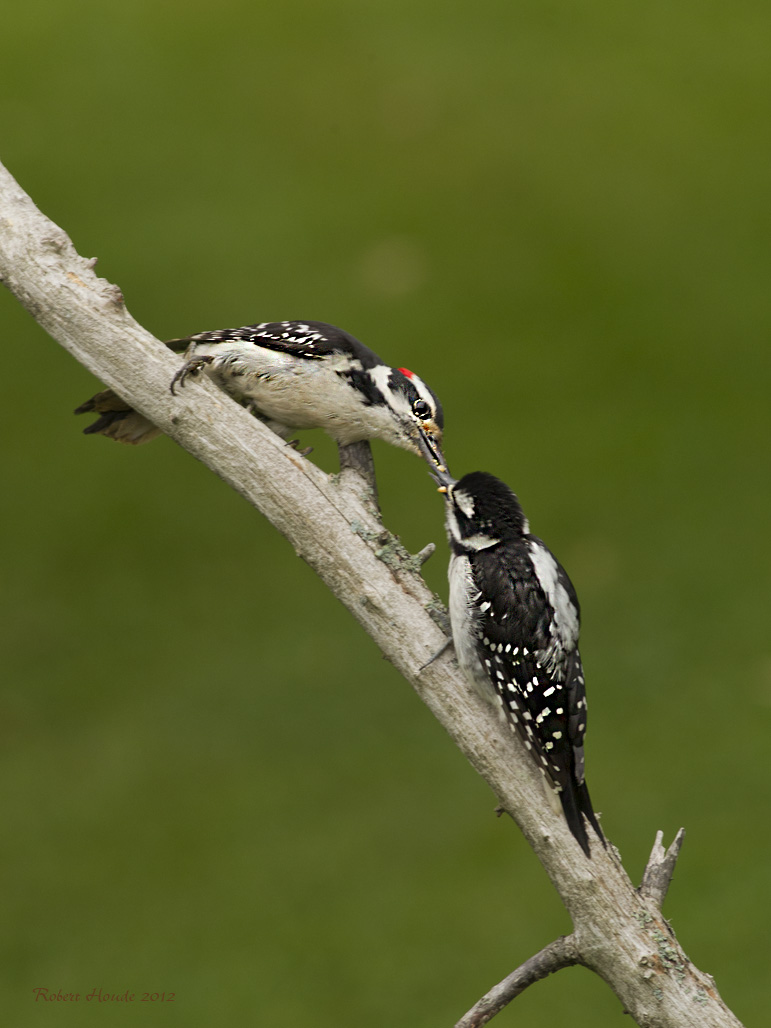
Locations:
431;464;457;493
417;428;455;492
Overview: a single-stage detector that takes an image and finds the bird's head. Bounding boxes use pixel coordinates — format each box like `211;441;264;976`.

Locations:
434;470;528;551
381;366;445;465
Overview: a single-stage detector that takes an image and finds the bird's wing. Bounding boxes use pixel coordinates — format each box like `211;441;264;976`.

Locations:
165;321;360;361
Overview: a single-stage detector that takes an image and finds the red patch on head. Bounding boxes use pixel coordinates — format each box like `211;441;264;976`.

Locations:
398;367;414;379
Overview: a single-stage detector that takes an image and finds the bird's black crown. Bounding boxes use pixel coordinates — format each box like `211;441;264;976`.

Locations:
450;471;528;541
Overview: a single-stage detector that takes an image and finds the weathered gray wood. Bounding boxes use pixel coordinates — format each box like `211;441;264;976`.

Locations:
454;936;579;1028
640;829;687;909
0;160;743;1028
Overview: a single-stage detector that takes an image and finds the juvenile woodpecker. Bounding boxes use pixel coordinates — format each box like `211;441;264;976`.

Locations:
75;320;443;460
434;468;603;857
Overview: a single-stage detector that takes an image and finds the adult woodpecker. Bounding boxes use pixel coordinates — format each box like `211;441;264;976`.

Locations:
75;320;443;462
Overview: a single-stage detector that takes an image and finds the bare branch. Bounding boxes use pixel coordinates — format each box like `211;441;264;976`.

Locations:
415;542;436;565
0;159;745;1028
639;829;686;909
337;439;380;511
454;936;579;1028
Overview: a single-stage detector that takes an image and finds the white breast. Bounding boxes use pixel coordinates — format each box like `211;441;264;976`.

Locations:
448;554;494;703
193;343;405;446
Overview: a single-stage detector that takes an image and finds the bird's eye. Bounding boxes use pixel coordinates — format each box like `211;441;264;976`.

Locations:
412;399;431;420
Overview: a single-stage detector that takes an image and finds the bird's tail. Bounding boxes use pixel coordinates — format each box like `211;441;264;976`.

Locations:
559;778;605;858
74;390;161;445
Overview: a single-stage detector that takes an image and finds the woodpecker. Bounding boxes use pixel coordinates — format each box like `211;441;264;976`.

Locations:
434;468;603;857
75;320;444;460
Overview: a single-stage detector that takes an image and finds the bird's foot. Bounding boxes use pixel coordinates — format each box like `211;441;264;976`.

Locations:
417;637;452;672
288;439;314;457
170;355;215;395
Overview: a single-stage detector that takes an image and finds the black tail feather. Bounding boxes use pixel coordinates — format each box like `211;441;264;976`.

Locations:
559;782;591;857
577;780;605;849
559;780;605;858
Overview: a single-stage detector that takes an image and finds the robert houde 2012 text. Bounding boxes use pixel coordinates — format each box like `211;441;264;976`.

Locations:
32;987;175;1002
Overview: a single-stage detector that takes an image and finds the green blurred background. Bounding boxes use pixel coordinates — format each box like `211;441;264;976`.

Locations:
1;1;769;1024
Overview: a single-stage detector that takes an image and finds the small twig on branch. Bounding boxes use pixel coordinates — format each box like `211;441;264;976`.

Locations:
455;936;579;1028
639;829;686;909
415;542;436;565
337;439;379;511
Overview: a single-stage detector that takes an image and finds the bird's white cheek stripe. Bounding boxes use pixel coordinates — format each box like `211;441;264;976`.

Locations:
407;371;432;400
367;364;398;401
460;533;500;551
453;488;476;520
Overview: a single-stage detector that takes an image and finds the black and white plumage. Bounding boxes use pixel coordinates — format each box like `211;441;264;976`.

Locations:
75;320;443;459
438;469;603;857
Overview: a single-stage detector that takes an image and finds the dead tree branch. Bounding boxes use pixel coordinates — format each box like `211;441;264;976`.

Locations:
640;829;687;910
454;935;579;1028
0;159;744;1028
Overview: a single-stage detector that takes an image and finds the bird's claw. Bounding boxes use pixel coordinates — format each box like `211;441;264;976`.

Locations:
417;637;452;672
170;355;215;395
288;439;314;457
